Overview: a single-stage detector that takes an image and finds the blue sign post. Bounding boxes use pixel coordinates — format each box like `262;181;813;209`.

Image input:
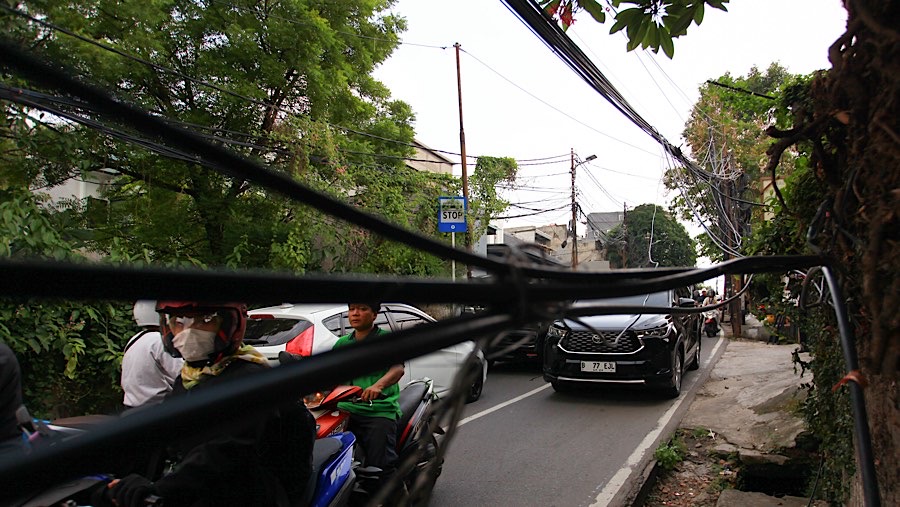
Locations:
438;196;467;281
438;196;467;233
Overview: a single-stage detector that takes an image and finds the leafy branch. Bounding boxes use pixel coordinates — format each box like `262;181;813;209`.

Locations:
540;0;729;58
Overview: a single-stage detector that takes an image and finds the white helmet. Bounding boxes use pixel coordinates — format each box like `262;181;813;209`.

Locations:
133;300;159;327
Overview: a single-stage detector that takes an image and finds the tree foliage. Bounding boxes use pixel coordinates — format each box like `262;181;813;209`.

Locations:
3;0;418;269
605;203;696;268
664;64;801;264
1;0;521;416
468;156;517;241
541;0;729;57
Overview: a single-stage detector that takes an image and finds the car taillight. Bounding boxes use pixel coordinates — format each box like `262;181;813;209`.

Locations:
249;314;274;319
285;326;315;356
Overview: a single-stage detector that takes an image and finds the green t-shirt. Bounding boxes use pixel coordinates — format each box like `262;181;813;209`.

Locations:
332;327;402;420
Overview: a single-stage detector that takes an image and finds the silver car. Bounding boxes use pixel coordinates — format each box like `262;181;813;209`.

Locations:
244;302;487;402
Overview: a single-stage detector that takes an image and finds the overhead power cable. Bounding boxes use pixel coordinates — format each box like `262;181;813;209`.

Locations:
496;203;570;220
460;48;660;157
2;4;583;168
500;0;752;232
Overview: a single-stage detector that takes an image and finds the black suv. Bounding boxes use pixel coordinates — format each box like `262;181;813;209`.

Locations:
542;290;701;398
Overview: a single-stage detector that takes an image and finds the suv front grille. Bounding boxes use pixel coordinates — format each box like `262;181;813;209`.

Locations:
561;330;641;354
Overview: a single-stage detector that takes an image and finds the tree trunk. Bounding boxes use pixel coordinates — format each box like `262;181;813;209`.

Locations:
814;1;900;504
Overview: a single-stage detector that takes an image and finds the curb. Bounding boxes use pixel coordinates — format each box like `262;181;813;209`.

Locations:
621;335;730;506
629;459;663;507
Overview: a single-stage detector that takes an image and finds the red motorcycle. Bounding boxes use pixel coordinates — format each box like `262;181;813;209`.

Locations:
703;310;720;337
282;349;443;506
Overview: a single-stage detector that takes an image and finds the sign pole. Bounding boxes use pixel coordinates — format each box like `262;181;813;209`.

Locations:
451;233;456;282
438;196;467;282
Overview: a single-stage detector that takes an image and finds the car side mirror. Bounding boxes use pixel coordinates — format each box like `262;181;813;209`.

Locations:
678;297;697;308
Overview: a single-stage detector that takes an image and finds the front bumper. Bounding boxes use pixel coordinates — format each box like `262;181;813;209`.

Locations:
542;340;675;387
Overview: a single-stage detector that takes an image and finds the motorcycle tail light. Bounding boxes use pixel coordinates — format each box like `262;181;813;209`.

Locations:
303;391;327;409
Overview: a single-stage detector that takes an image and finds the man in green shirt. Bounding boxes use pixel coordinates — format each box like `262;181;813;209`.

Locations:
332;302;404;470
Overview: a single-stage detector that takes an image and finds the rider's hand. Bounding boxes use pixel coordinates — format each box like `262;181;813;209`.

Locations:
361;385;383;401
108;473;157;506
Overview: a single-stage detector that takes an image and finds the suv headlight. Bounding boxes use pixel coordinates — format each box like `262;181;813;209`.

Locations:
546;325;568;345
636;324;671;340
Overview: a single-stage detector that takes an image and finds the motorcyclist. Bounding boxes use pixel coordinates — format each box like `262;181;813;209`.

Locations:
701;291;720;335
120;300;183;410
332;302;403;472
0;341;26;456
99;301;316;507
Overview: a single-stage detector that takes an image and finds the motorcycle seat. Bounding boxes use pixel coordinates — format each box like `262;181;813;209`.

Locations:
396;382;428;442
312;437;343;471
299;437;344;506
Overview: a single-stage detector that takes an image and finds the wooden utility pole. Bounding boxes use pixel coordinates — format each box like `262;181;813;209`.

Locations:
570;148;578;270
454;43;472;279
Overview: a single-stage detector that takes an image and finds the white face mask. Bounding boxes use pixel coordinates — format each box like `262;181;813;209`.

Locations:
172;328;218;362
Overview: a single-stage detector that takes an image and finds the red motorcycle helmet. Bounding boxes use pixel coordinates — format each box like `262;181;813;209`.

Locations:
156;301;247;365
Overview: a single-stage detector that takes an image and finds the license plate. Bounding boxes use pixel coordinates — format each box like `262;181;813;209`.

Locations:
581;361;616;373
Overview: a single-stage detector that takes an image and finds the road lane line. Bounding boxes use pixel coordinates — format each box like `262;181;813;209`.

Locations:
590;336;727;506
457;383;552;428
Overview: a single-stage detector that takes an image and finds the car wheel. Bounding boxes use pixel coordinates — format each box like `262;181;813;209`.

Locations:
664;351;684;399
465;362;485;403
688;338;701;371
551;380;571;393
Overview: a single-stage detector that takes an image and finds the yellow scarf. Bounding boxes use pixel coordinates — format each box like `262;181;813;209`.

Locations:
181;344;269;390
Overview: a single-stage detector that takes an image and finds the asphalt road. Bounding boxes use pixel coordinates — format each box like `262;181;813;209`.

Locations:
429;334;725;507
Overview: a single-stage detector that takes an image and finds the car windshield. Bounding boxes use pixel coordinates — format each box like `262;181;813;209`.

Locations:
572;291;670;308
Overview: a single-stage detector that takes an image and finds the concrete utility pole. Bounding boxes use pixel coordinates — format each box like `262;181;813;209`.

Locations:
454;42;472;279
622;202;628;269
571;148;578;270
569;152;596;270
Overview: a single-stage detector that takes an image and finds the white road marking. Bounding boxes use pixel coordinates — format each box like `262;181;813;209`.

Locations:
590;336;727;506
457;383;552;427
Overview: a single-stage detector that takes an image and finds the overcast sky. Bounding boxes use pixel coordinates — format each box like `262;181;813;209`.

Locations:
373;0;848;236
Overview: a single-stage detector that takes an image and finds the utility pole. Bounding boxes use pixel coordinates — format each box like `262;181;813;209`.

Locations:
454;42;472;279
727;179;742;337
571;148;578;270
622;202;628;269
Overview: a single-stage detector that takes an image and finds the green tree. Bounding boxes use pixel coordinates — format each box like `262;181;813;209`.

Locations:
0;0;455;416
605;204;696;268
468;156;517;241
664;64;799;263
0;188;132;418
3;0;418;270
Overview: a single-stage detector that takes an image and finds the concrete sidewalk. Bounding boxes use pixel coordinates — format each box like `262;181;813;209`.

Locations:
681;339;808;453
673;315;820;506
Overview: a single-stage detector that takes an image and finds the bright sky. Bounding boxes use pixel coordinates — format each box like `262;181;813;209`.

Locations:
373;0;848;237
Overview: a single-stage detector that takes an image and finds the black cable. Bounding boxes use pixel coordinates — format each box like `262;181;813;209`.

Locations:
0;39;511;275
0;310;517;496
495;203;570;219
0;254;826;304
460;47;660;157
822;266;880;507
706;80;776;100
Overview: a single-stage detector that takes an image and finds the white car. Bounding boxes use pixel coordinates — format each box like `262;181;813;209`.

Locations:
244;302;487;402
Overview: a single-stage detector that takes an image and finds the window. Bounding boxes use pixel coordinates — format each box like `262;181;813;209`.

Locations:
244;318;314;346
389;311;429;331
322;314;343;336
333;311;391;334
